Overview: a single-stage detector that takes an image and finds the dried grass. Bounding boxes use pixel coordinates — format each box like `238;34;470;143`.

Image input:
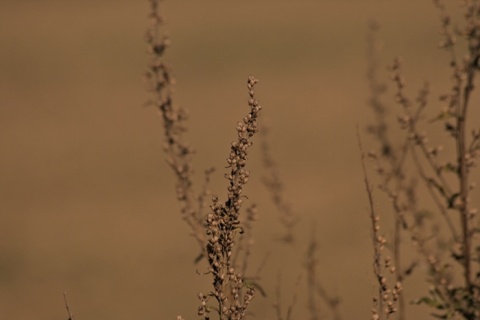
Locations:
144;1;480;319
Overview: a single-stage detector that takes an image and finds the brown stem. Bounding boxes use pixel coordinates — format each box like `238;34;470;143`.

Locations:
458;60;475;290
394;218;404;320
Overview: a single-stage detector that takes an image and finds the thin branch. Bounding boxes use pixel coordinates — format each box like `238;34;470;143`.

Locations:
63;291;74;320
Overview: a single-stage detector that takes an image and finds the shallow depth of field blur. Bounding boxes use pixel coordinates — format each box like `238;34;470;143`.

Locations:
1;1;479;319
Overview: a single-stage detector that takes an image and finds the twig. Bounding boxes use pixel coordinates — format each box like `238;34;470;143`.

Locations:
145;0;207;259
358;128;402;320
63;291;74;320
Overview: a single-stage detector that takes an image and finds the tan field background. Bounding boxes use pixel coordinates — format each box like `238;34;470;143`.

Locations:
1;1;479;319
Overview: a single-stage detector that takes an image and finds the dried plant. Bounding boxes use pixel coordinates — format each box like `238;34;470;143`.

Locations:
359;133;402;320
143;0;480;319
63;291;75;320
366;1;480;319
144;0;207;260
197;76;261;320
366;21;419;320
145;2;262;319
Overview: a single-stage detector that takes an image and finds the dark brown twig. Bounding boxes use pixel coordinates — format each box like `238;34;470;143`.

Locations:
63;291;74;320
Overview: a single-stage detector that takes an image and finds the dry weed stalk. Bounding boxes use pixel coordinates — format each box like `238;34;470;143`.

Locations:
432;0;480;293
232;204;258;277
367;26;457;320
197;76;261;320
145;0;208;259
145;3;262;319
63;291;74;320
366;1;480;318
359;133;402;320
366;22;421;320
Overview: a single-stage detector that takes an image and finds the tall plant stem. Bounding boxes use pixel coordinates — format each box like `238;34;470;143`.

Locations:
458;60;475;290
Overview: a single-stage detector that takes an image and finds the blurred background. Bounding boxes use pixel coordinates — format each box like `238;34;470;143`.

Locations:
1;1;478;319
